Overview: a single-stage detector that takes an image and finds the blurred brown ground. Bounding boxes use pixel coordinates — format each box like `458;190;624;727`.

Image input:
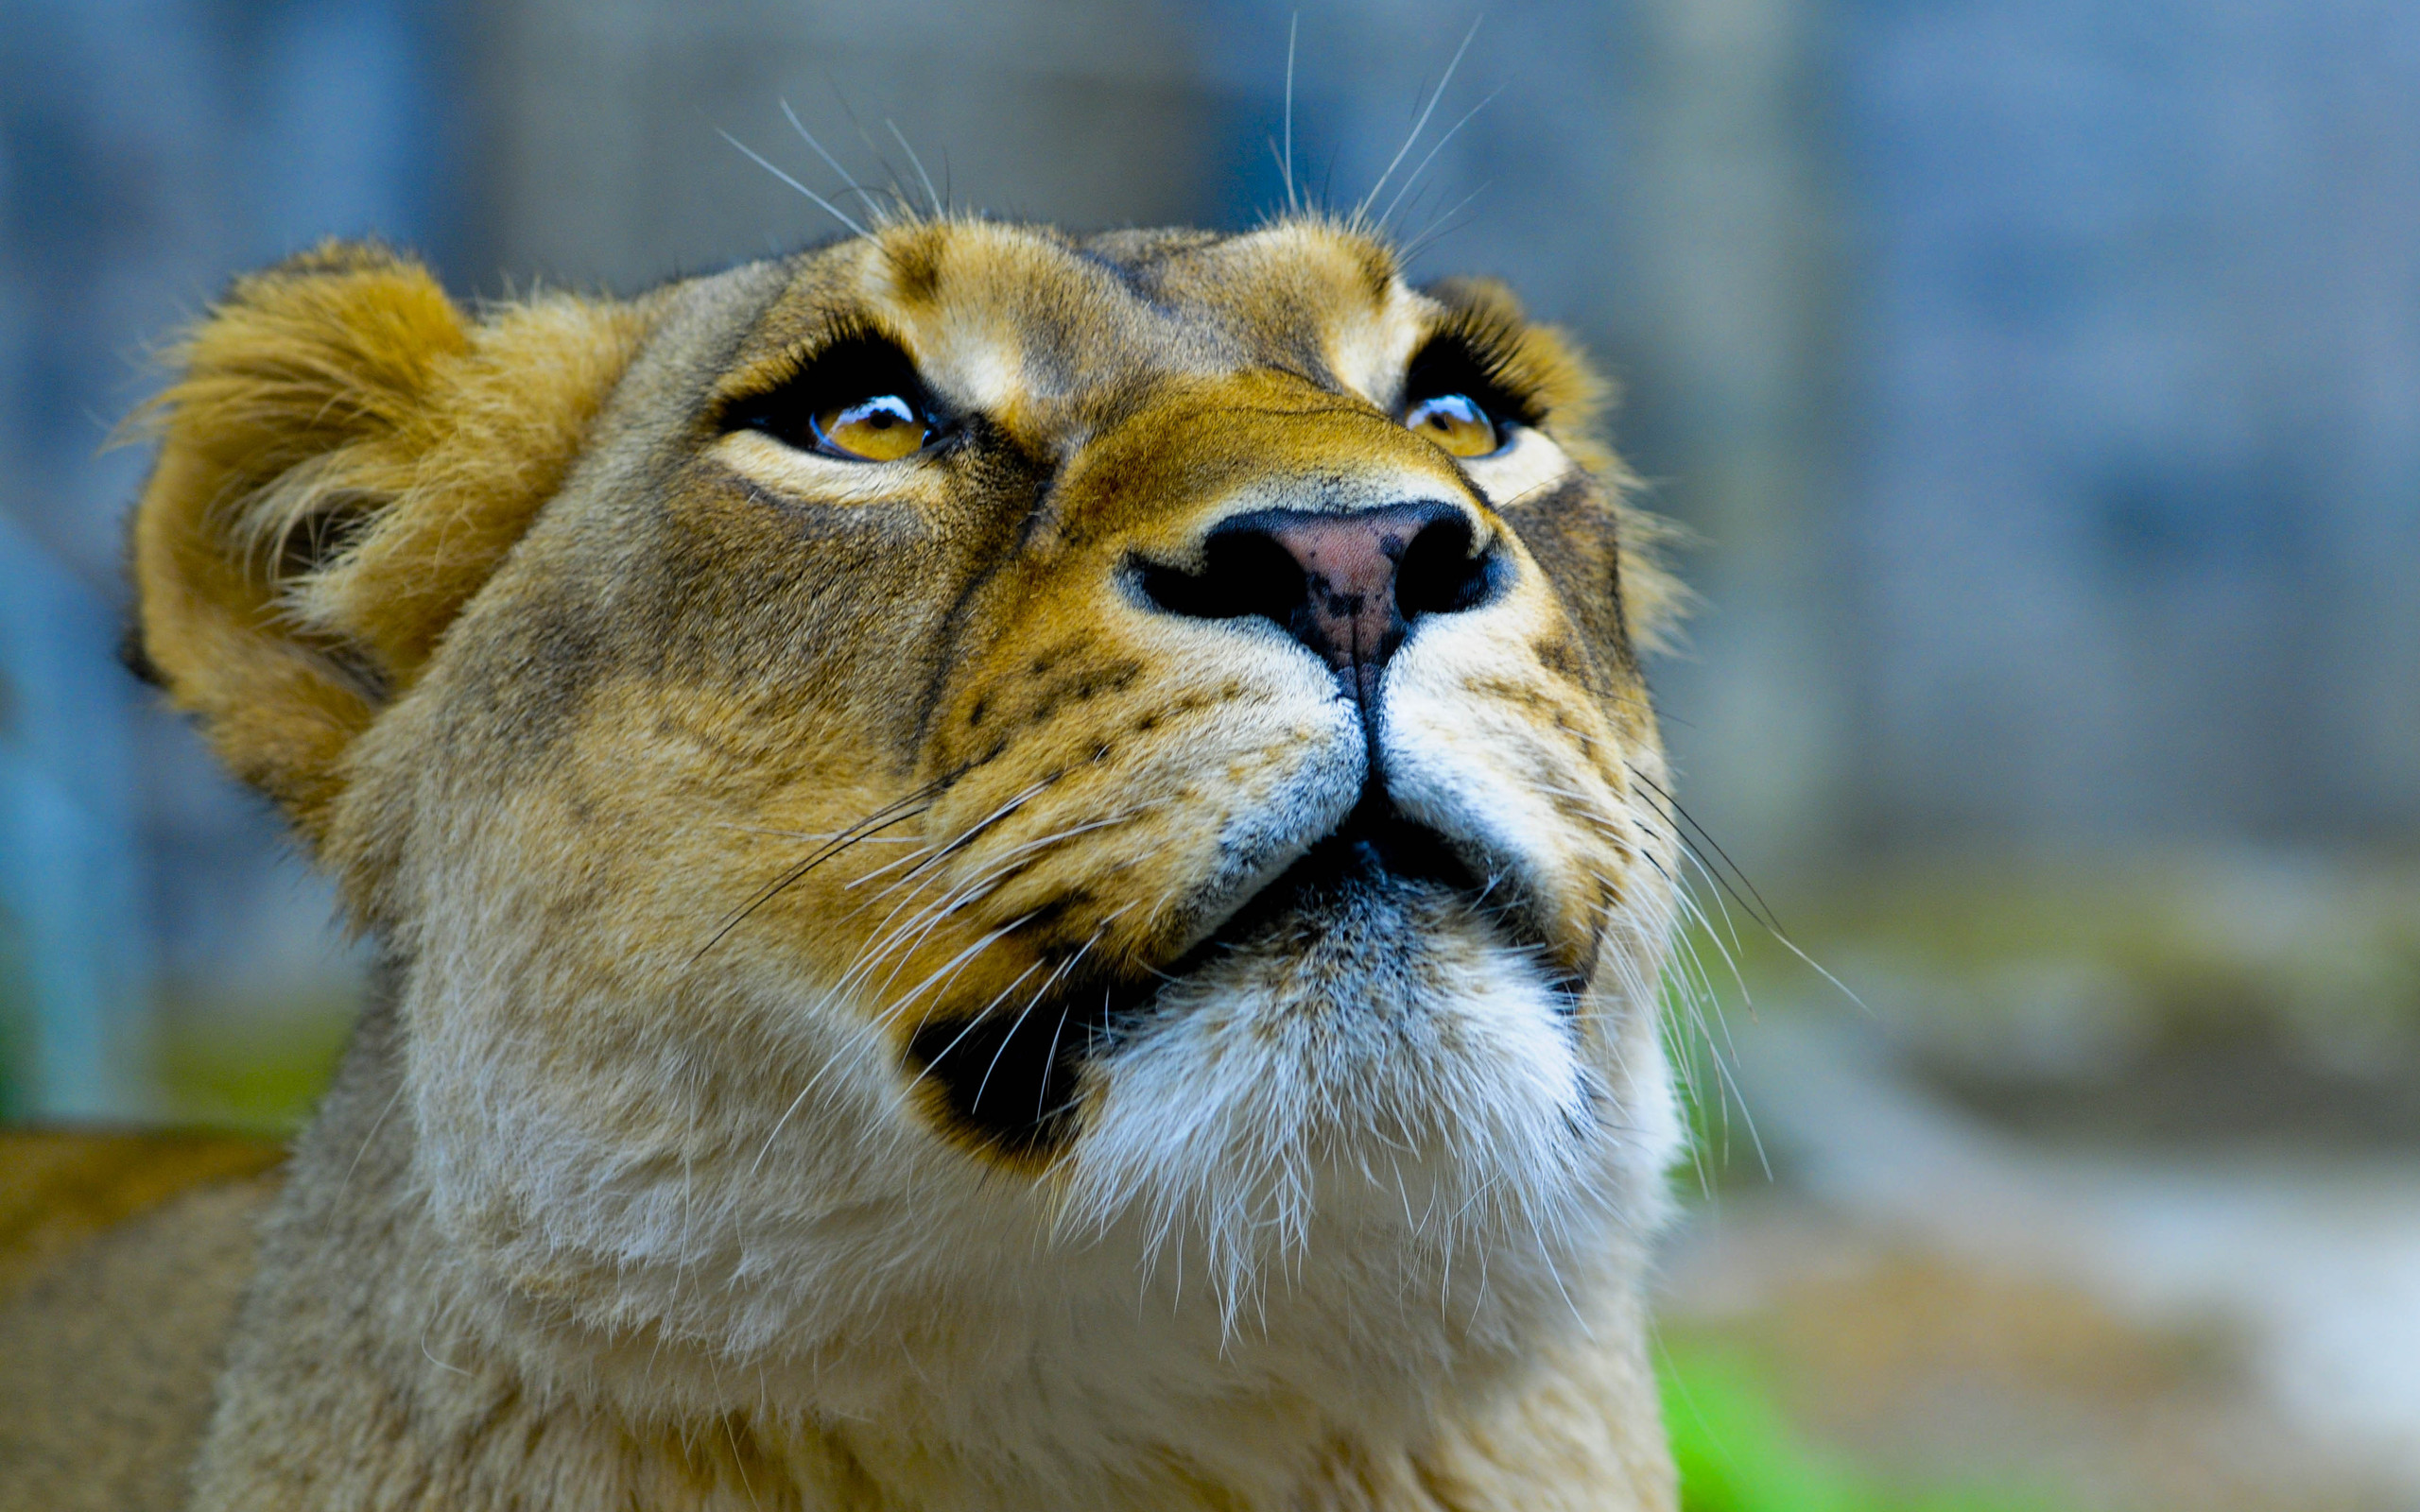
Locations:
1660;1194;2401;1512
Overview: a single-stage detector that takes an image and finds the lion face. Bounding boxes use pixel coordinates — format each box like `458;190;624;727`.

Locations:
136;219;1681;1408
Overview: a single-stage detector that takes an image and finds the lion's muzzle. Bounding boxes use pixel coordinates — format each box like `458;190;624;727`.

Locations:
1134;498;1505;710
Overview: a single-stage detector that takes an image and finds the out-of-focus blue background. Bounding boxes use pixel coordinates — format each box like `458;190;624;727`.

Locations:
5;3;2417;1505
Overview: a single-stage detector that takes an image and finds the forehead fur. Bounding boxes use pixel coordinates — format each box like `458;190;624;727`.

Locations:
710;216;1606;446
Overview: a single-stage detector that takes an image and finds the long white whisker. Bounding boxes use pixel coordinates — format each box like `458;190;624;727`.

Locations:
887;120;944;218
693;798;933;961
886;917;1045;1077
717;128;868;239
1282;12;1300;213
1356;14;1482;225
854;805;1146;981
783;99;892;222
709;824;923;843
1399;171;1502;263
962;900;1132;1132
843;803;1155;1023
964;962;1061;1109
1375;85;1502;231
848;780;1051;896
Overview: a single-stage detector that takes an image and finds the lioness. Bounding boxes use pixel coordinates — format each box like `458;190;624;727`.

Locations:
2;216;1686;1509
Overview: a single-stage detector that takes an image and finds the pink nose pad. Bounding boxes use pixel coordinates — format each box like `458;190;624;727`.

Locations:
1258;511;1419;699
1137;500;1499;706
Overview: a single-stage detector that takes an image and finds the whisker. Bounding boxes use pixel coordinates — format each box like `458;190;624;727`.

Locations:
897;899;1133;1125
690;788;940;963
1036;988;1080;1124
1624;763;1786;939
844;804;1152;1014
745;950;955;1177
717;127;868;239
1398;185;1491;264
1675;844;1755;995
879;914;1043;1051
964;960;1062;1110
1355;14;1482;226
890;809;1138;905
1633;847;1772;1179
838;800;1107;986
709;823;922;843
847;779;1052;897
839;796;1162;1016
838;833;948;896
1528;770;1786;1184
784;98;903;224
887;120;944;219
1374;85;1502;232
1623;765;1869;1014
1282;12;1300;213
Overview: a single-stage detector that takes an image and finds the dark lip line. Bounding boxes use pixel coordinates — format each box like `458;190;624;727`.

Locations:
1158;792;1586;1007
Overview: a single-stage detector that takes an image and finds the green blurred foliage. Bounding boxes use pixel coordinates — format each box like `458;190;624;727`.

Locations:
1662;1343;2074;1512
152;991;356;1133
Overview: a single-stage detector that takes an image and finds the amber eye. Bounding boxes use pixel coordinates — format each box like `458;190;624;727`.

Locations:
809;393;929;461
1403;392;1499;458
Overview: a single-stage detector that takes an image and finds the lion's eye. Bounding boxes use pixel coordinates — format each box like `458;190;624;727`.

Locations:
729;335;940;463
811;393;929;462
1403;392;1499;458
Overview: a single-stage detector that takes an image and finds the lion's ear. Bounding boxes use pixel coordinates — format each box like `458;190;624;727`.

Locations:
131;241;646;845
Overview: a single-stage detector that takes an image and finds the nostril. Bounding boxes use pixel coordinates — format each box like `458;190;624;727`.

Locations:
1134;503;1502;686
1394;509;1495;620
1137;528;1306;624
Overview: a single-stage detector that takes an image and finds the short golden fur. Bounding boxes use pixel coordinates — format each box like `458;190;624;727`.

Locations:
6;215;1687;1509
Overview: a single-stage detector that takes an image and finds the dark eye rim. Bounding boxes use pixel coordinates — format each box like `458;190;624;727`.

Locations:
722;334;946;463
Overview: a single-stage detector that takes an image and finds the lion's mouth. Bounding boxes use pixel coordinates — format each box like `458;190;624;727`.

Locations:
1191;795;1488;948
904;792;1579;1163
1179;791;1581;995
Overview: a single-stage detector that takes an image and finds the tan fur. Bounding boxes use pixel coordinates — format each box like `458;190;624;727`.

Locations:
25;216;1685;1510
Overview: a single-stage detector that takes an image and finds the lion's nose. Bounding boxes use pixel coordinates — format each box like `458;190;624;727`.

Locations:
1139;502;1501;702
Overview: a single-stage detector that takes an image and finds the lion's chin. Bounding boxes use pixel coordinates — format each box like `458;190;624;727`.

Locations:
1051;871;1605;1318
905;792;1591;1161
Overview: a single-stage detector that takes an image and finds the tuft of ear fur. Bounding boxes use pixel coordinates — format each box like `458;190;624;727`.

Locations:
129;242;646;845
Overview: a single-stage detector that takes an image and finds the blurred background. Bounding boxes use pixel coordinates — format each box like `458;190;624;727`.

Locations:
4;1;2417;1506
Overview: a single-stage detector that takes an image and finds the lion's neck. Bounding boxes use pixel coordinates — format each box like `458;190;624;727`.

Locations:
188;996;1669;1512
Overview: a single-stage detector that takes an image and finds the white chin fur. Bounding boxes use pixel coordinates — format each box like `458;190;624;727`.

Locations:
1055;889;1614;1332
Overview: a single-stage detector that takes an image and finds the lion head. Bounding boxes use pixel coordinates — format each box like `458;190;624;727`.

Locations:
134;217;1685;1503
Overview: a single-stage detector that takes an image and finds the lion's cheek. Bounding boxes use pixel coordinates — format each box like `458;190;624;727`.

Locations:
915;620;1366;970
1380;573;1647;983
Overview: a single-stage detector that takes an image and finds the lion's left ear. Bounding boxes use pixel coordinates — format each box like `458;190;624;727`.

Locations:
130;241;647;846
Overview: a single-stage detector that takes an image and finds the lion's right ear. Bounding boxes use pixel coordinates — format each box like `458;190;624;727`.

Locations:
130;242;646;847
